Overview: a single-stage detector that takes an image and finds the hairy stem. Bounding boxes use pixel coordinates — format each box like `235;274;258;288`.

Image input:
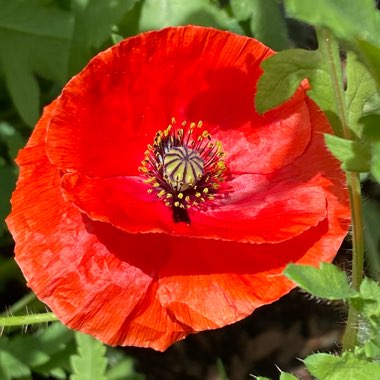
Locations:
0;312;58;327
317;28;365;350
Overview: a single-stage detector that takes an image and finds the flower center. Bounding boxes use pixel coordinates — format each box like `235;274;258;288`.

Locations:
163;146;204;192
139;119;226;224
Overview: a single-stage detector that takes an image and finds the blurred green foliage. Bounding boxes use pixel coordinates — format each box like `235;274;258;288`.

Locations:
1;0;380;379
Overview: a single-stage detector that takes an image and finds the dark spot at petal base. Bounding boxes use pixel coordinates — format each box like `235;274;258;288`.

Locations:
173;207;191;224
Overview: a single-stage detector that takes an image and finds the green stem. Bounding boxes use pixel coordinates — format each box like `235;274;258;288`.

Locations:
0;312;58;327
348;172;365;292
317;28;365;351
342;171;365;350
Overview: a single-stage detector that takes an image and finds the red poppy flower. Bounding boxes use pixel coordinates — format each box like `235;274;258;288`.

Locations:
7;26;350;351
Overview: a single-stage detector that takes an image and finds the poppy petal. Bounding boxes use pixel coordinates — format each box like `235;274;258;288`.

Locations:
7;95;349;350
7;104;189;350
216;95;311;174
46;26;310;178
157;221;328;330
61;169;327;243
154;100;351;331
7;26;351;351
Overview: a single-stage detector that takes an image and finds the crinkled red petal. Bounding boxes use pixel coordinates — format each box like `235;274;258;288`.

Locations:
7;94;349;350
61;171;327;243
7;103;188;350
7;27;350;351
46;26;310;177
157;99;351;331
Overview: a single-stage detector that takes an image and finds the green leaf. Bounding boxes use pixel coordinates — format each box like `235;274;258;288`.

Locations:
70;332;107;380
111;33;124;45
216;358;229;380
356;277;380;321
2;323;74;369
284;0;380;45
371;149;380;183
230;0;255;21
0;347;31;380
106;356;143;380
0;0;73;125
0;365;9;380
139;0;243;35
362;115;380;142
250;0;290;51
34;338;76;378
351;278;380;356
256;49;317;113
305;352;380;380
361;114;380;182
255;48;341;134
284;262;358;300
345;52;378;137
324;134;371;172
284;0;380;90
362;340;380;360
280;373;298;380
357;39;380;90
105;347;144;380
68;0;137;76
363;92;380;116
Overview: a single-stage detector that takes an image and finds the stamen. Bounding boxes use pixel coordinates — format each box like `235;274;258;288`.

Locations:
139;119;226;224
